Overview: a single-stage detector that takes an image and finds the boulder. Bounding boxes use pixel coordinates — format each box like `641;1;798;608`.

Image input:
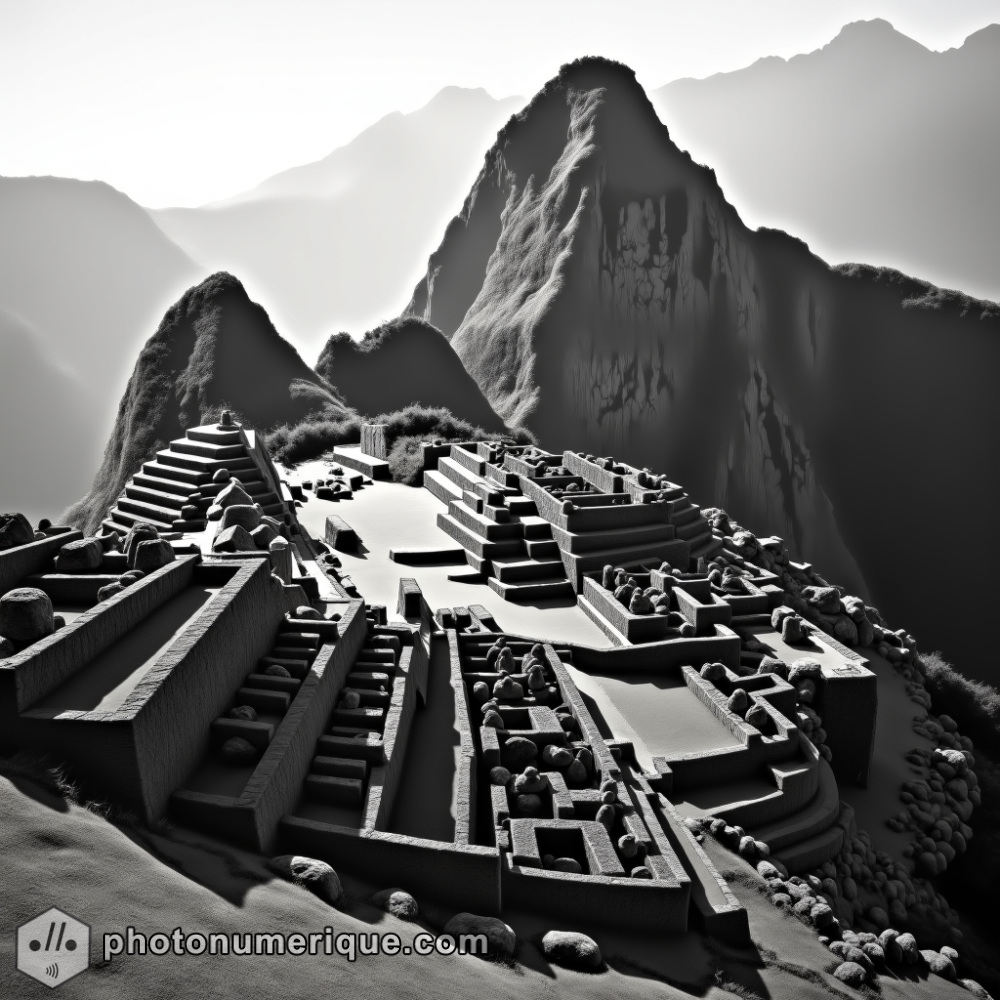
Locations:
482;710;504;728
442;913;515;957
541;930;602;969
833;615;859;646
0;512;33;550
250;523;278;550
595;804;615;831
541;745;573;769
833;962;868;988
267;855;343;905
631;865;652;879
745;704;769;730
220;504;263;533
132;539;176;573
123;522;159;563
54;537;104;572
896;932;919;964
215;479;254;509
473;681;490;703
502;736;538;771
564;759;587;786
781;615;805;643
489;766;511;786
726;688;748;714
339;691;361;710
265;664;291;678
513;767;547;795
213;525;257;553
0;588;54;643
371;888;418;920
97;582;125;602
220;737;257;765
628;590;653;615
757;657;788;678
618;834;639;859
700;662;726;682
922;951;957;980
516;793;542;815
230;705;257;721
788;658;823;685
527;666;546;691
958;980;992;998
802;585;842;615
551;857;582;874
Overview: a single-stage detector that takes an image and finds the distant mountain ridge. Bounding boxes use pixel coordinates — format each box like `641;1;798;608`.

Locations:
151;87;525;358
652;18;1000;304
403;55;1000;683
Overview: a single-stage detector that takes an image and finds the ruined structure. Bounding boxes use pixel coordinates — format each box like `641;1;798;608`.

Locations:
3;411;980;993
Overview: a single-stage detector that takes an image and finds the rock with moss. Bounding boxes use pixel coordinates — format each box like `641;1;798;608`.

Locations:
833;961;869;987
371;888;418;920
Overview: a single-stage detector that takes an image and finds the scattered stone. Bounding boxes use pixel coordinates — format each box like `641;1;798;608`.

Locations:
212;525;257;553
541;745;573;768
267;855;343;905
97;582;125;602
442;913;515;957
789;658;823;685
527;666;546;691
867;905;889;930
489;766;511;786
0;512;33;550
631;866;652;879
371;888;418;920
473;681;490;703
757;657;788;678
700;662;726;682
503;736;538;770
339;690;361;709
781;615;805;643
516;794;542;816
595;804;615;831
230;705;257;721
564;759;587;786
251;523;278;549
220;504;262;533
514;767;547;795
54;537;104;572
541;930;602;969
215;479;254;509
727;689;749;715
123;522;159;563
958;980;992;998
212;467;230;483
833;961;868;988
132;539;176;573
745;704;769;730
0;588;54;643
551;857;582;874
220;737;257;765
618;834;638;859
922;951;957;980
897;932;919;964
482;710;504;728
265;664;291;678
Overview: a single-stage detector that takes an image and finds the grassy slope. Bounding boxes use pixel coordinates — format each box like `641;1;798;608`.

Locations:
0;771;972;1000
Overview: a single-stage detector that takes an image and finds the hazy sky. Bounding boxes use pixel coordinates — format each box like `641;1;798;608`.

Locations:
2;0;998;208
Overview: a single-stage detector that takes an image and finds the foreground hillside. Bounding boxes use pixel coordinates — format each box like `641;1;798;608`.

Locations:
403;57;1000;683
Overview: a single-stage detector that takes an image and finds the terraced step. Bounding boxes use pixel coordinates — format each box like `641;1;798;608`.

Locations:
437;456;486;493
330;706;385;729
675;517;712;541
101;518;129;536
245;672;301;694
505;496;537;516
199;478;270;498
448;500;524;541
108;505;173;530
348;671;391;689
156;449;257;474
691;535;725;562
550;521;678;554
436;513;526;560
132;472;196;497
491;555;566;583
312;755;368;781
186;426;244;445
124;484;189;510
525;538;559;559
487;576;575;602
516;515;551;539
423;469;464;506
235;687;291;713
170;437;248;460
116;496;180;525
305;774;364;805
559;539;691;588
448;446;486;476
316;734;385;764
141;461;211;486
670;501;701;526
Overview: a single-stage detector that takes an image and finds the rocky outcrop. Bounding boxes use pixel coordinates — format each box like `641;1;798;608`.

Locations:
403;57;1000;677
63;273;324;534
314;317;506;432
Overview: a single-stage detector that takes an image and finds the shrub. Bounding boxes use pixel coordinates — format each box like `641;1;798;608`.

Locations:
386;436;426;486
265;416;363;465
921;651;1000;755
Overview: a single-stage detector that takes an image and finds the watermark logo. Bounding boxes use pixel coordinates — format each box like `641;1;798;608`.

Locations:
16;908;90;989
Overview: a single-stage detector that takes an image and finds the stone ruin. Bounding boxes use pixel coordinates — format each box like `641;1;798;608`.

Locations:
0;417;982;986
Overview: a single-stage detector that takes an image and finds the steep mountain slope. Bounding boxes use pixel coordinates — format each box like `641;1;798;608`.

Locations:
64;273;323;533
152;87;523;359
0;308;100;525
0;176;203;434
652;19;1000;303
315;317;507;431
403;57;1000;683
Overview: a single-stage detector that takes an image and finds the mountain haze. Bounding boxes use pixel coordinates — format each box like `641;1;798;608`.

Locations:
652;19;1000;304
152;87;524;361
404;56;1000;683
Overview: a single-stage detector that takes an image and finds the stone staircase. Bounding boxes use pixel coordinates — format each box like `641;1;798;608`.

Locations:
425;448;574;602
103;420;286;536
301;633;401;811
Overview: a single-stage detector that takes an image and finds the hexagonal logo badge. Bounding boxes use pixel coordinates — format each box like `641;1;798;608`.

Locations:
16;908;90;989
